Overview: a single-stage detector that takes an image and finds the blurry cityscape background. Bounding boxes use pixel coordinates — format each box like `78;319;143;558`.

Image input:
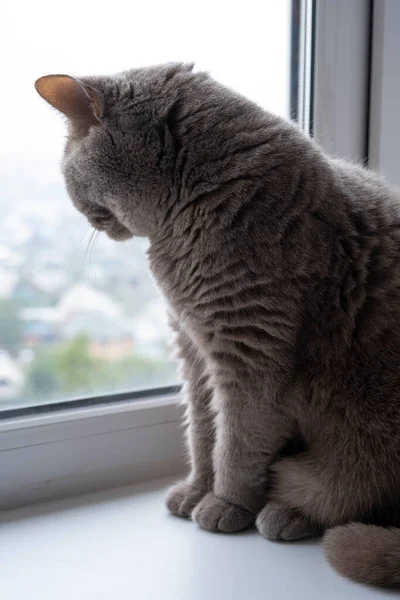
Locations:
0;171;177;408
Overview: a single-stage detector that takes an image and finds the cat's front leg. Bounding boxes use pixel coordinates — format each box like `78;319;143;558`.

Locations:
166;325;215;519
192;380;295;533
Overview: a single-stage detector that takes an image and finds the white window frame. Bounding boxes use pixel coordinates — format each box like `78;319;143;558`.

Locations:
0;393;185;509
2;0;393;510
311;0;371;163
368;0;400;184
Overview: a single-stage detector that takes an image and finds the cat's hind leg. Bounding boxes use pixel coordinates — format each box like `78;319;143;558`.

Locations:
256;454;328;541
258;452;377;539
256;501;323;541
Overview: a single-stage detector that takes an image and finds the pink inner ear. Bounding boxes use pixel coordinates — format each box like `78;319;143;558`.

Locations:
35;74;100;126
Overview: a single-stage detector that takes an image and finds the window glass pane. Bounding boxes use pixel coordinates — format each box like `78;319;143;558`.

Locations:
1;0;291;409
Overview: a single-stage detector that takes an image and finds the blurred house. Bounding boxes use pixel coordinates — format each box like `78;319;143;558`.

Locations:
61;311;134;361
21;283;134;360
20;307;61;346
58;282;122;320
19;282;175;362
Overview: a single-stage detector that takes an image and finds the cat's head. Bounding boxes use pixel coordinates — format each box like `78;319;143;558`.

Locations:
35;63;201;240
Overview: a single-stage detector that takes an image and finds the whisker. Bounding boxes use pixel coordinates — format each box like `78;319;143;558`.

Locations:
84;229;96;274
90;231;100;279
78;224;91;247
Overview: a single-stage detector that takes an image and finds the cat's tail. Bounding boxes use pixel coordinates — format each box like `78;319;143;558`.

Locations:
323;523;400;587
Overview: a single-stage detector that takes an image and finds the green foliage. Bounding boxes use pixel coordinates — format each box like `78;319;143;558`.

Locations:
24;335;176;402
55;335;105;394
0;299;23;355
25;352;59;397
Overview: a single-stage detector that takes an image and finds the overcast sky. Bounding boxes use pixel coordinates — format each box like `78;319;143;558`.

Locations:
2;0;290;185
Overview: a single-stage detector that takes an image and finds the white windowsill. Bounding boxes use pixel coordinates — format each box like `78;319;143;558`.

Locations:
0;477;392;600
0;395;186;510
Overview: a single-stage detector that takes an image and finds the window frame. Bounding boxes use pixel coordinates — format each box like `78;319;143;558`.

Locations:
311;0;372;163
1;0;384;509
368;0;400;184
0;392;185;509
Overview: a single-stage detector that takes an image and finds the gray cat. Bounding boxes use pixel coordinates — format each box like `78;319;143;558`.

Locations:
35;63;400;587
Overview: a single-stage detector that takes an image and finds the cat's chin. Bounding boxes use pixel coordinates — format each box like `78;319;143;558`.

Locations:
105;222;134;241
87;208;134;241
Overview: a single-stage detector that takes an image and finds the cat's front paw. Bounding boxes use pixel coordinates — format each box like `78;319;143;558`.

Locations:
166;481;207;519
192;492;254;533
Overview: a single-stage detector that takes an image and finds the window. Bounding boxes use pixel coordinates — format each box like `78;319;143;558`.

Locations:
1;0;292;411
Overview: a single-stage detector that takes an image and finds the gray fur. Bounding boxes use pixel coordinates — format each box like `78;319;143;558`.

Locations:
36;63;400;588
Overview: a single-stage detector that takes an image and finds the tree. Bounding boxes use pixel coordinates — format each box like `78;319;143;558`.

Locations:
25;335;105;399
54;335;105;394
25;352;58;398
24;334;177;402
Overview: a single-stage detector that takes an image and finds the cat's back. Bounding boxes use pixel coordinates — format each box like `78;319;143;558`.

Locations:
331;157;400;227
300;155;400;379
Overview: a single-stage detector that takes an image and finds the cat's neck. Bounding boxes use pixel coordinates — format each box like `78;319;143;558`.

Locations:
150;115;323;255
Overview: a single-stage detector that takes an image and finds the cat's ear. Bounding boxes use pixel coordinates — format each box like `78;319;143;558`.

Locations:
34;74;103;128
